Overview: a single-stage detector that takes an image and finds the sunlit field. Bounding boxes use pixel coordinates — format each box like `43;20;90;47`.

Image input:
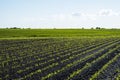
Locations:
0;29;120;38
0;29;120;80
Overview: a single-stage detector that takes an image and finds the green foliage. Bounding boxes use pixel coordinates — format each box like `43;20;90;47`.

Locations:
0;29;120;39
0;38;120;80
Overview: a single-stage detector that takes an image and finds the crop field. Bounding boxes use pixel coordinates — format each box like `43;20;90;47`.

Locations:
0;29;120;38
1;0;120;79
0;37;120;80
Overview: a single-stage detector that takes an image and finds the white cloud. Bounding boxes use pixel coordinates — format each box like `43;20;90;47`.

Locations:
38;9;120;26
52;12;97;22
72;12;83;17
40;9;120;23
24;9;120;29
98;9;119;16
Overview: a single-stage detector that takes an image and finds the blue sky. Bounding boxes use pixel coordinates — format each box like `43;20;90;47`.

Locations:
0;0;120;28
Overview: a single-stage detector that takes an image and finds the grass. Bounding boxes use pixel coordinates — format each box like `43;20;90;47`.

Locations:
0;29;120;39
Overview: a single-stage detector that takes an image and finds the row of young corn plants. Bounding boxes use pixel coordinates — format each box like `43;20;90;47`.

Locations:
0;38;120;80
20;38;119;79
40;39;120;80
90;53;120;80
0;38;71;57
66;43;120;80
29;39;120;79
2;38;107;79
0;38;89;68
0;38;77;66
0;38;97;79
19;38;115;79
116;74;120;80
0;38;106;66
1;38;118;79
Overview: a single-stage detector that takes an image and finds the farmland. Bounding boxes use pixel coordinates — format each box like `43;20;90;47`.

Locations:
0;29;120;80
0;29;120;38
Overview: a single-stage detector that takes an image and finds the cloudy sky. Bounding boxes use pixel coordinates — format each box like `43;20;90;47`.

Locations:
0;0;120;29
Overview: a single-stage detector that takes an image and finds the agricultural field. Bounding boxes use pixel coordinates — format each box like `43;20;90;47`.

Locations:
1;0;120;79
0;37;120;80
0;29;120;38
0;29;120;80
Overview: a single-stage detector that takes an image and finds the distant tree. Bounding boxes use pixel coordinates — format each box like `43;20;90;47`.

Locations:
82;27;84;29
10;27;20;29
96;27;101;29
91;27;94;29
